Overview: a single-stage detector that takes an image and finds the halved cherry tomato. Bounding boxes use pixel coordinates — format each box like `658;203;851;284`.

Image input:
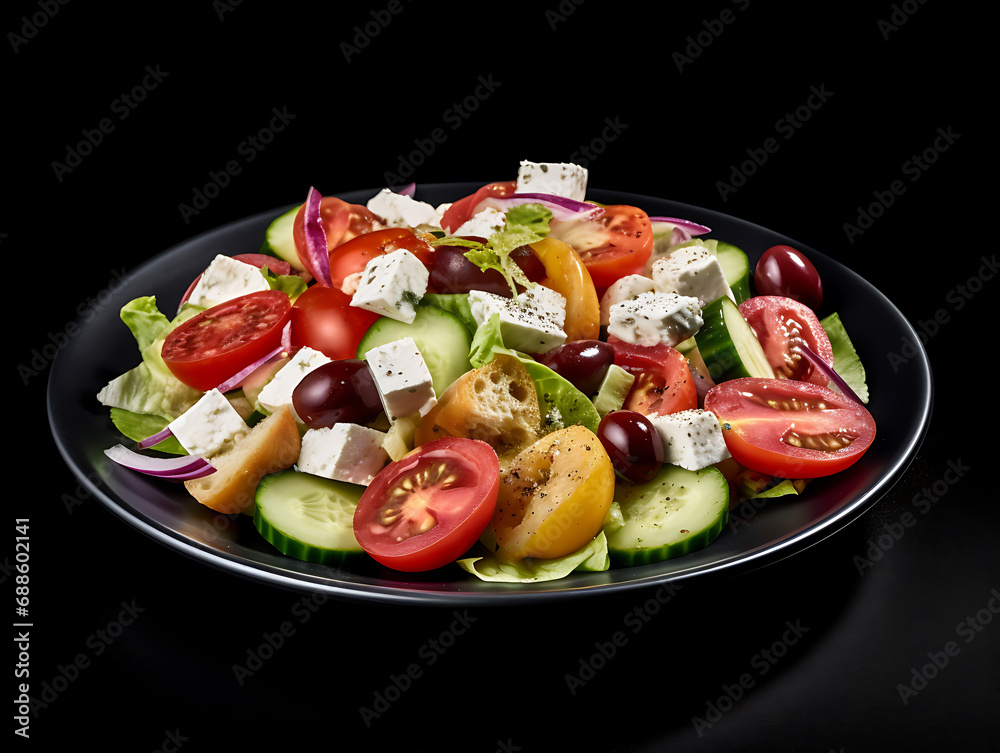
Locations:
289;284;380;361
292;196;382;263
529;238;600;342
608;337;698;416
492;424;615;560
328;227;434;294
162;290;291;391
739;296;834;385
704;377;876;478
439;181;516;233
549;205;654;289
353;437;500;572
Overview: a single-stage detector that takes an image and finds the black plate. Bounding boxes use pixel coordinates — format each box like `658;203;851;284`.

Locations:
47;184;932;605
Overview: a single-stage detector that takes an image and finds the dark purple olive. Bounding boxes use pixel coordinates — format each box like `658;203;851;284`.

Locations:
537;340;615;396
754;245;823;310
597;410;664;484
429;244;547;297
292;359;382;428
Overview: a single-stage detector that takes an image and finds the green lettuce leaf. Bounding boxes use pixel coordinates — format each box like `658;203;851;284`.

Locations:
109;408;188;454
96;296;204;422
820;312;869;404
260;265;308;300
457;532;610;583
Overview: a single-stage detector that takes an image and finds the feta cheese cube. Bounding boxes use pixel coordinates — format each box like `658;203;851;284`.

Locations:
167;388;249;459
607;291;703;347
256;347;332;421
363;337;438;422
453;207;506;239
186;254;271;310
646;409;731;471
366;188;442;229
468;285;568;353
350;248;429;324
652;245;736;307
599;274;656;326
516;161;588;202
297;424;389;485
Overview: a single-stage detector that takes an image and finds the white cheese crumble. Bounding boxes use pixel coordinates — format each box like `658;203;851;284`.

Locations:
646;409;731;471
366;188;442;230
606;291;703;348
167;388;249;459
652;245;736;307
468;285;568;353
515;161;588;202
256;346;332;422
350;248;429;324
363;337;438;422
296;424;389;485
186;254;271;310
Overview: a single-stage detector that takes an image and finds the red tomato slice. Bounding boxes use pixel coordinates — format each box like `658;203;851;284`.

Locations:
440;181;516;233
292;196;382;263
353;437;500;572
739;296;834;385
289;284;380;361
704;377;876;478
608;337;697;416
548;205;654;289
329;227;434;293
162;291;292;391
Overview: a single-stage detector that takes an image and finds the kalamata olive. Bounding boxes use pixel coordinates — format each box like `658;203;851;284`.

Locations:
291;359;382;428
754;245;823;310
536;340;615;396
597;409;664;484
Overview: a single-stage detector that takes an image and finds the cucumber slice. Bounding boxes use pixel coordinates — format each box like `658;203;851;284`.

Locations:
254;469;364;565
591;364;635;418
714;241;751;305
259;204;304;271
695;296;774;382
356;303;473;398
607;464;728;566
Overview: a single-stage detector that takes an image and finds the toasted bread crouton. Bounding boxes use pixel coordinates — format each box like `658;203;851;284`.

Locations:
184;405;301;515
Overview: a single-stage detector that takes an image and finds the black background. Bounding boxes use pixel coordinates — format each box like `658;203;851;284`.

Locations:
9;1;996;751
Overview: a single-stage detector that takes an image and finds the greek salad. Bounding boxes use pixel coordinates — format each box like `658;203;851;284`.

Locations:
98;161;875;583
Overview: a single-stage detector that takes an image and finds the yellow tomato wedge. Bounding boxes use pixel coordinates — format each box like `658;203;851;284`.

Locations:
492;424;614;560
530;238;600;342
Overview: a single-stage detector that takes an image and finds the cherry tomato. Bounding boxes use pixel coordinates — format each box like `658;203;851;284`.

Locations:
439;181;516;233
548;205;655;289
754;245;823;310
739;296;834;385
530;238;600;342
608;337;698;416
704;377;876;478
492;425;615;560
292;196;382;264
161;291;292;391
353;437;500;572
329;227;434;293
289;284;380;361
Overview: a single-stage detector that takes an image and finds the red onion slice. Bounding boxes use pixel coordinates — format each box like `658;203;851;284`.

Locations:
214;322;292;393
137;426;174;450
794;342;864;404
485;192;604;221
104;444;215;480
398;182;416;197
648;216;712;236
302;186;332;287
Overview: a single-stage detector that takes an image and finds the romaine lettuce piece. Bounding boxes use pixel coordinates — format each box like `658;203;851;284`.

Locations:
457;532;610;583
